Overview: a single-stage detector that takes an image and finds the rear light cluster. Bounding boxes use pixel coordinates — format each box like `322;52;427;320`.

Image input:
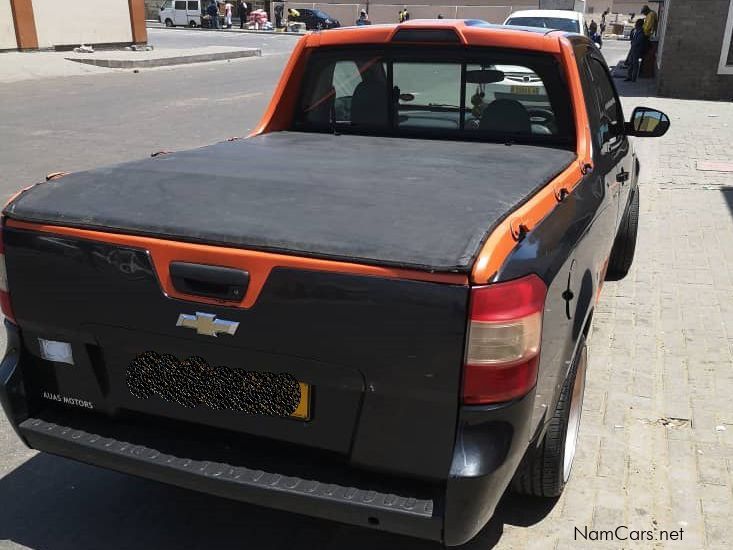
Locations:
0;224;15;323
462;274;546;404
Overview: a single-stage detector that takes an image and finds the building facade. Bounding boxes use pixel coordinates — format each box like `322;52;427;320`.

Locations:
1;0;147;51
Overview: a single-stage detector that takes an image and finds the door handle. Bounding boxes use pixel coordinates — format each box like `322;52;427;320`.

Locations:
170;262;249;301
616;169;630;184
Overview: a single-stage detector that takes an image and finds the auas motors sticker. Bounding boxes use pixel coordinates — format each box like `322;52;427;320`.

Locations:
42;391;94;410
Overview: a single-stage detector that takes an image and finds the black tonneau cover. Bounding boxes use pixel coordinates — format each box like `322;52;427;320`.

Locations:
4;132;575;272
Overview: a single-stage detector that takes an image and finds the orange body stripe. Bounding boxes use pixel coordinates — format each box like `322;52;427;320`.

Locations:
6;220;467;309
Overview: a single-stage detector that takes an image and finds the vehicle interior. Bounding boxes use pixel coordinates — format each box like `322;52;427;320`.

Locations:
295;47;576;148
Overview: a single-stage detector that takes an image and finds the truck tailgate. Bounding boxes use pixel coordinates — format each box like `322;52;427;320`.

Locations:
3;225;469;479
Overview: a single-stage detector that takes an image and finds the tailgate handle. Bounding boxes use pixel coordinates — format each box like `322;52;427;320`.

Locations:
169;262;249;302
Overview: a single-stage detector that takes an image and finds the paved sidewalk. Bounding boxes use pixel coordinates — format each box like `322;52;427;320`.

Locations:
0;46;260;83
68;46;259;68
491;94;733;549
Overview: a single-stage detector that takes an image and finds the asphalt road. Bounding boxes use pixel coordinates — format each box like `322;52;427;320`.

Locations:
0;31;632;550
0;28;301;201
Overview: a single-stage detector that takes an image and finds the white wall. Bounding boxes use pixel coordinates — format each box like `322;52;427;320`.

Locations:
33;0;133;48
0;0;18;50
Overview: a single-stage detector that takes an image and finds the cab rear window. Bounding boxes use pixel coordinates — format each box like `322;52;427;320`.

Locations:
294;47;576;147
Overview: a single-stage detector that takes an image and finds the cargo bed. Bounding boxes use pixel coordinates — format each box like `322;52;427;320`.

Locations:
4;132;576;272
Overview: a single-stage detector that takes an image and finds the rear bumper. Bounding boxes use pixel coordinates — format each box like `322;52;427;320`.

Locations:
1;320;535;546
18;415;442;540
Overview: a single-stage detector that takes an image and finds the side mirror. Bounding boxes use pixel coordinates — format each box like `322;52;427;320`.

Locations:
625;106;670;137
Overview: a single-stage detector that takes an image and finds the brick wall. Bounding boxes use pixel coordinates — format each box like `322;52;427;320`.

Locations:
656;0;733;100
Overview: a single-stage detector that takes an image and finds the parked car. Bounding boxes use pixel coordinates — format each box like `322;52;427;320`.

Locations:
288;8;339;30
504;9;588;35
159;0;203;27
0;20;669;547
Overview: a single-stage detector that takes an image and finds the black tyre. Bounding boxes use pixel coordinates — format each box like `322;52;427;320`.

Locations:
165;18;174;27
511;336;588;497
189;20;197;27
606;188;639;281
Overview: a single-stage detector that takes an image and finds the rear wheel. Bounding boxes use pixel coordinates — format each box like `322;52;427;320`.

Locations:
511;336;588;497
606;188;639;281
165;18;174;27
189;20;197;27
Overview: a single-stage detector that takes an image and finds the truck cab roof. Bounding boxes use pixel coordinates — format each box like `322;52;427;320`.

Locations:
305;19;569;51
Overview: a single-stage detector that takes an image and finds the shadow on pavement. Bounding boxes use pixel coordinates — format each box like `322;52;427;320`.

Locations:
721;188;733;220
614;75;658;99
0;453;558;549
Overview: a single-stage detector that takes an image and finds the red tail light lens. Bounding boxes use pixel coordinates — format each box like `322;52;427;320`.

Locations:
0;224;16;323
463;274;546;404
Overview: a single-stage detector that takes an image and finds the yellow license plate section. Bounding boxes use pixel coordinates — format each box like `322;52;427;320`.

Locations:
511;86;540;95
291;382;311;420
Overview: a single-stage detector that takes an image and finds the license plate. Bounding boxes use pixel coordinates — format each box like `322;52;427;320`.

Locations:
511;85;540;95
126;352;312;421
292;382;311;420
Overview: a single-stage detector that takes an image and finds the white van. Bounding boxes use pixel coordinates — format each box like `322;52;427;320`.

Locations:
159;0;203;28
504;9;587;35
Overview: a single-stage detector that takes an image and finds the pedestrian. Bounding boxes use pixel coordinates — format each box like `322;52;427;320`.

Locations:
404;8;410;21
239;0;248;29
356;9;371;26
398;10;404;23
625;18;645;81
588;19;602;48
207;0;219;29
274;3;283;28
225;1;233;28
640;4;657;39
600;8;608;34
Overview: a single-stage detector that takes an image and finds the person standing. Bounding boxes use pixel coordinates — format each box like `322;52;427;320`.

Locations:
224;1;233;28
403;8;410;21
239;0;248;28
274;3;283;28
640;4;658;39
625;18;645;81
207;0;219;29
398;10;404;23
600;8;608;34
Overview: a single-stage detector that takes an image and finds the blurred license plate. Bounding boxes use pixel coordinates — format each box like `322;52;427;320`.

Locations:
511;86;540;95
292;382;311;420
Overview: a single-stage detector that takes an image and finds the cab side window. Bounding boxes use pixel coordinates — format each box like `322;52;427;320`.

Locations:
586;57;624;146
175;1;186;10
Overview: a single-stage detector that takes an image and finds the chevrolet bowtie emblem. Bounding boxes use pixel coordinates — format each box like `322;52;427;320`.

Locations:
176;312;239;337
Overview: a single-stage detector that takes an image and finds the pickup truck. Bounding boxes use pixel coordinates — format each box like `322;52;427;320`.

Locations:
0;20;669;546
